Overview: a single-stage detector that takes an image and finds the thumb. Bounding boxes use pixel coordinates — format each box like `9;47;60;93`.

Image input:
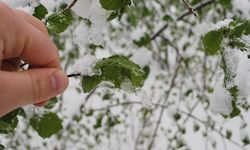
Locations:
0;68;68;115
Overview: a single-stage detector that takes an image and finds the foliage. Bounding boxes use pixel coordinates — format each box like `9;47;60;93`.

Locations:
30;112;63;138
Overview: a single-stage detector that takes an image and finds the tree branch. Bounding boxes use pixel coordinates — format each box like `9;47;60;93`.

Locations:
63;0;78;12
147;65;181;150
151;0;215;40
182;0;198;17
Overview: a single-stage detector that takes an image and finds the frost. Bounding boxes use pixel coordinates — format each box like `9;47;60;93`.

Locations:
209;78;233;115
210;19;233;31
120;79;134;93
73;55;98;76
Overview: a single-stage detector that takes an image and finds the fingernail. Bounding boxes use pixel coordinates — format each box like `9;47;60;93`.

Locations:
52;70;68;94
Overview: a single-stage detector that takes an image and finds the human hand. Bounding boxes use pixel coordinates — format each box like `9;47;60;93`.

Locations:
0;3;68;117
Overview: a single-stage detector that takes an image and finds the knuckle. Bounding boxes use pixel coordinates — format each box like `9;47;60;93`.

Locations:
27;71;42;101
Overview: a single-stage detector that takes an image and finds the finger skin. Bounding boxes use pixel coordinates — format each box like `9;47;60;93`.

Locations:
0;2;60;68
0;3;69;116
0;68;68;117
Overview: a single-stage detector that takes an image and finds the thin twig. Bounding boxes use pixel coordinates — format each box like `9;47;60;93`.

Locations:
67;73;81;78
147;65;181;150
151;0;215;40
63;0;78;12
180;111;247;150
182;0;198;17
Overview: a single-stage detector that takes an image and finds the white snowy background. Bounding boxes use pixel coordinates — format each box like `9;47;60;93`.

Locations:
0;0;250;150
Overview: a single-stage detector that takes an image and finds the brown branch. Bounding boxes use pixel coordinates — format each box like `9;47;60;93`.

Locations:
151;0;215;40
63;0;78;12
182;0;198;17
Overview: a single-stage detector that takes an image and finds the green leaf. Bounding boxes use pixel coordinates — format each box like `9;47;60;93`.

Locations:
95;55;145;88
107;11;119;21
81;56;145;93
0;120;14;134
33;4;48;20
229;100;241;118
46;10;73;34
230;20;250;38
0;144;5;150
133;33;151;47
143;66;150;80
202;30;223;55
93;115;103;129
100;0;131;10
162;14;173;22
30;112;63;138
218;0;232;8
44;97;58;109
0;108;21;134
82;75;102;93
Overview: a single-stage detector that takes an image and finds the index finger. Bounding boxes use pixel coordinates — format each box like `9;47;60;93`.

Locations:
0;2;61;68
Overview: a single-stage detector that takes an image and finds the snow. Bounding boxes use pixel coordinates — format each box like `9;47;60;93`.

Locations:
71;0;109;46
73;55;99;76
0;0;37;14
210;77;233;115
131;48;152;67
210;19;233;31
120;79;134;93
70;0;91;19
232;0;250;19
72;21;89;49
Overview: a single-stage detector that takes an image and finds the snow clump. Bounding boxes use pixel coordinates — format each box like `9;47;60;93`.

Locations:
73;55;99;76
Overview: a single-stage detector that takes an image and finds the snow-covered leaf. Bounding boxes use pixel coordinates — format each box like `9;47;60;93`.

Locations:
46;10;73;34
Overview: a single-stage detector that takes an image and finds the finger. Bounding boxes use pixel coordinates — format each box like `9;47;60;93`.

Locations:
14;9;49;36
0;3;60;68
34;100;48;107
0;68;68;116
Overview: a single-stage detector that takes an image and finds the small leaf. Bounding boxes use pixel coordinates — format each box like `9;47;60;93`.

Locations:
230;20;250;38
95;55;145;88
133;33;151;47
100;0;131;10
82;75;102;93
162;14;173;22
30;112;63;138
202;30;223;55
46;10;73;34
229;100;241;118
143;66;150;80
44;97;58;109
33;4;48;20
0;108;21;134
93;115;103;129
